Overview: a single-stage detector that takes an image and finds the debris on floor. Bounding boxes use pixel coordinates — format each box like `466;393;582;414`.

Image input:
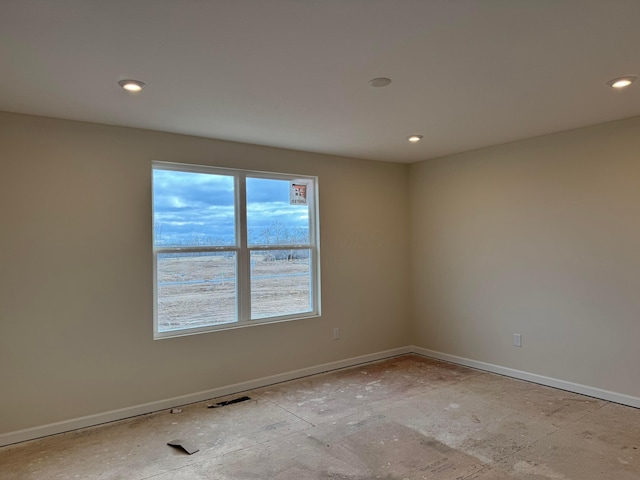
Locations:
170;408;183;414
207;395;251;408
167;439;199;455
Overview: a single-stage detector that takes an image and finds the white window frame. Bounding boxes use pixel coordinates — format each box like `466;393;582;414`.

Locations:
152;161;321;339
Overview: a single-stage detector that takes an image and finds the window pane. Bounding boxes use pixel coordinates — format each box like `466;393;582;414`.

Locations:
250;249;311;319
246;177;310;246
153;169;235;247
156;252;237;331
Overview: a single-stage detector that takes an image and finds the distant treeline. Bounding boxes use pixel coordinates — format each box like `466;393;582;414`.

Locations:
156;221;310;261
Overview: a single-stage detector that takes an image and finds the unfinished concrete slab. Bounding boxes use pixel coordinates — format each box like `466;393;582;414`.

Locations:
495;402;640;479
251;355;481;426
459;371;607;428
381;382;559;463
0;355;638;479
0;393;310;480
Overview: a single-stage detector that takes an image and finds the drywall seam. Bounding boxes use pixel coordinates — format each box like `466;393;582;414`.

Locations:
412;346;640;408
0;346;412;447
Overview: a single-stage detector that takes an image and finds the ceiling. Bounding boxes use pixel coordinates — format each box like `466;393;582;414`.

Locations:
1;1;639;163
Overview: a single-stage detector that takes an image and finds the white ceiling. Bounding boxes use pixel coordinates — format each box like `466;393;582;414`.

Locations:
1;1;639;163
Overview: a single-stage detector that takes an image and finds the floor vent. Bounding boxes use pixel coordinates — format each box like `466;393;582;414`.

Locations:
207;396;251;408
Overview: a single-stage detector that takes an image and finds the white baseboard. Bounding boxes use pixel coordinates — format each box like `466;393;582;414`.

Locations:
3;344;639;447
411;346;640;409
0;346;412;447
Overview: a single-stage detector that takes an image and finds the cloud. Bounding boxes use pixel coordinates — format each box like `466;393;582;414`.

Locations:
153;169;310;247
153;169;235;245
153;169;234;208
246;177;289;203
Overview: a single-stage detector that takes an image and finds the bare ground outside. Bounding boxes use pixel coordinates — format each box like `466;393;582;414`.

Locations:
157;254;311;332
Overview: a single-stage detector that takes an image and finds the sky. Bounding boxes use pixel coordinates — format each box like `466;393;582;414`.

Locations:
153;169;311;247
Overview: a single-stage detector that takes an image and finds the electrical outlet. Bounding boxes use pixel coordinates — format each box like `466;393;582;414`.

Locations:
513;333;522;347
333;327;340;340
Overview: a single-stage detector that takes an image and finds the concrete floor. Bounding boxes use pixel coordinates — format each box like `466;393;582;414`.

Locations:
1;355;638;479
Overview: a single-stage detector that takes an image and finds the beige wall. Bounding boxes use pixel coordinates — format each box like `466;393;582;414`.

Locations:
409;116;640;398
0;112;410;434
3;109;639;438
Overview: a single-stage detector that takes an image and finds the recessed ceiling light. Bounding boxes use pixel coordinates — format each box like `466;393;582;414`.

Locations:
407;135;423;143
118;79;146;92
368;77;392;87
607;76;636;89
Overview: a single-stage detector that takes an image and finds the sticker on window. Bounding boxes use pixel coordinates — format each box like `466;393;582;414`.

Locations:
290;182;308;205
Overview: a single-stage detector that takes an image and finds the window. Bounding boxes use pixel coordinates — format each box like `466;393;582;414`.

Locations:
152;162;320;338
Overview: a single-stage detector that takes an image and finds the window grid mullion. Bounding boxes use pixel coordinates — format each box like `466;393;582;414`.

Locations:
237;172;251;322
154;246;238;255
248;245;312;251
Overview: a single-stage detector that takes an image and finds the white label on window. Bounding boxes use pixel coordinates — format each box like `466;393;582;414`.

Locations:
290;182;308;205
